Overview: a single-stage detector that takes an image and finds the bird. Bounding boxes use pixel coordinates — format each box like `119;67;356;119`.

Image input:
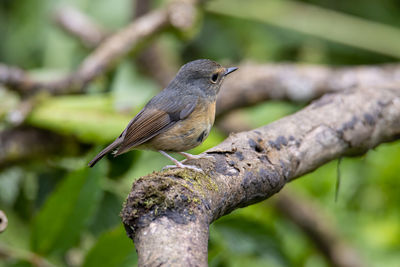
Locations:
88;59;238;171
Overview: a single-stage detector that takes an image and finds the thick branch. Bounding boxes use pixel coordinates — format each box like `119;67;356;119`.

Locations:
122;85;400;266
217;108;364;267
217;63;400;116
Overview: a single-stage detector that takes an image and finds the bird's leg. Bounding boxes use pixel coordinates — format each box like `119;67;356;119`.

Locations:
159;150;203;172
178;152;214;162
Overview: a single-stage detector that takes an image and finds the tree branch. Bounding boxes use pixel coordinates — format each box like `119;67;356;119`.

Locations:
216;106;364;267
53;6;109;48
121;84;400;266
217;62;400;116
133;0;178;87
0;0;201;96
53;2;178;88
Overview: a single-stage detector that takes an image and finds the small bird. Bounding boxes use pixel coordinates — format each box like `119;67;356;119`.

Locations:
88;59;237;171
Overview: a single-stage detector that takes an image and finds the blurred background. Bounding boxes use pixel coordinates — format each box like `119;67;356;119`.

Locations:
1;0;400;266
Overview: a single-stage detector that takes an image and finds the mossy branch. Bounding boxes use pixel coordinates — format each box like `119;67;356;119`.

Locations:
122;84;400;266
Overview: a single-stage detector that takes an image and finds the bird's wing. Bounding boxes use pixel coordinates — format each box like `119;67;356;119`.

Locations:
115;95;198;155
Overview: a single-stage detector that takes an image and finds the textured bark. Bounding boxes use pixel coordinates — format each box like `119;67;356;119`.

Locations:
217;63;400;116
216;97;364;267
217;109;364;267
134;217;209;266
122;85;400;266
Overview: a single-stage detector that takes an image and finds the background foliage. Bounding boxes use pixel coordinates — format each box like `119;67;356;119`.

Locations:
1;0;400;266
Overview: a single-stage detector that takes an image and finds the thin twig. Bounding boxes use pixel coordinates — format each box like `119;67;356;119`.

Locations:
133;0;178;87
0;244;55;267
53;6;109;48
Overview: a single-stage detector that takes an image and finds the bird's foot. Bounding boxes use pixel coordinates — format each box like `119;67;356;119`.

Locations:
178;152;214;162
162;163;203;173
159;150;203;172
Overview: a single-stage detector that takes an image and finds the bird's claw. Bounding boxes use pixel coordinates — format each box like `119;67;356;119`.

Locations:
162;164;204;173
179;152;214;162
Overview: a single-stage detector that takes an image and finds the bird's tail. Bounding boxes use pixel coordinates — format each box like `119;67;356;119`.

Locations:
88;138;123;167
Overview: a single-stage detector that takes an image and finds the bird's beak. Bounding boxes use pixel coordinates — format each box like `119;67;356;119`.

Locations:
224;67;238;76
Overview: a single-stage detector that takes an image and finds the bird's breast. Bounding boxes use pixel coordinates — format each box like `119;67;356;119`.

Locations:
144;100;216;152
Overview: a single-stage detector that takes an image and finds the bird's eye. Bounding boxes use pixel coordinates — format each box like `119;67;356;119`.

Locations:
210;73;219;83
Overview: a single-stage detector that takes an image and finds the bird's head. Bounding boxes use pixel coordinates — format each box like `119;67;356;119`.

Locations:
173;59;238;97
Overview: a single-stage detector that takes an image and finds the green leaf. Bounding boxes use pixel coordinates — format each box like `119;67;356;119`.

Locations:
89;192;124;235
26;94;134;143
31;165;105;255
82;225;137;267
